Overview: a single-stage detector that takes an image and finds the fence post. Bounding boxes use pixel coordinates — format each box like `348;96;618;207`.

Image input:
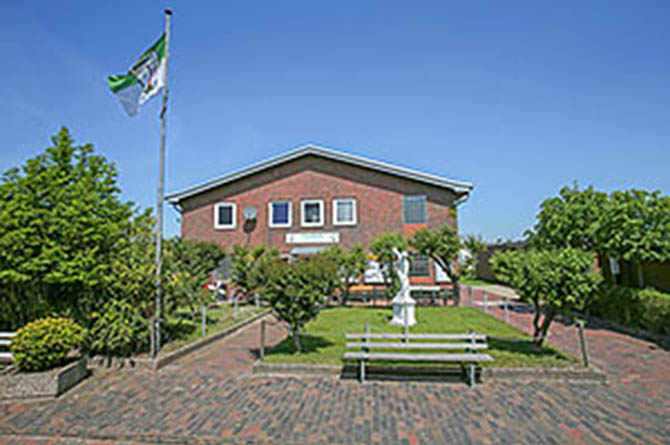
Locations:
503;297;509;324
234;296;239;320
468;286;473;306
577;319;590;367
254;293;259;309
260;320;266;360
483;291;488;313
202;303;207;336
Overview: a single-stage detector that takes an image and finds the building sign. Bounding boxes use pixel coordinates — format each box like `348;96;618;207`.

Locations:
286;232;340;244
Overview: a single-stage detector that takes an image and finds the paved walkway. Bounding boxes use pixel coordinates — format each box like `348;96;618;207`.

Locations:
1;302;669;444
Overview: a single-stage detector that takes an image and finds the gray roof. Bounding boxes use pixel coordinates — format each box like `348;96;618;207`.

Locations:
166;144;473;204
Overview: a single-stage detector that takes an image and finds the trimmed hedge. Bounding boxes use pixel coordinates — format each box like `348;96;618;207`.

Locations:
10;317;86;372
587;285;670;336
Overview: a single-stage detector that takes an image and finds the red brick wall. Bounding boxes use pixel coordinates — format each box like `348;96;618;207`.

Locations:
178;155;459;255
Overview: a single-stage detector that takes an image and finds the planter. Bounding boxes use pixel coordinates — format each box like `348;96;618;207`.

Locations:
0;358;88;400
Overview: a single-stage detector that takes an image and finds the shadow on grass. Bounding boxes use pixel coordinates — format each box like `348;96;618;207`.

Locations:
487;337;573;362
265;334;335;357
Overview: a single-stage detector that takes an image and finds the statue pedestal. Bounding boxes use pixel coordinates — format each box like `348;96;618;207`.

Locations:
390;295;416;327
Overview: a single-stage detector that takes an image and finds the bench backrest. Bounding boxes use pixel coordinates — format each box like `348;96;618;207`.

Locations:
0;332;15;362
346;333;486;341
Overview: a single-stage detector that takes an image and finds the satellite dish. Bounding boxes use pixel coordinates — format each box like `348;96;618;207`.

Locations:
243;205;257;221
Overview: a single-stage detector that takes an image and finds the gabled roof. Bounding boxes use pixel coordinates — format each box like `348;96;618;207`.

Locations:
166;144;473;204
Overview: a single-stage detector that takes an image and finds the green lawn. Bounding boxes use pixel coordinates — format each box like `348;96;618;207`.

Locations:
461;277;499;287
159;302;267;354
264;306;578;368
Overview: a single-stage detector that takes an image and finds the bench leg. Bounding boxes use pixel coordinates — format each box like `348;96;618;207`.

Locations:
360;359;366;384
468;364;475;387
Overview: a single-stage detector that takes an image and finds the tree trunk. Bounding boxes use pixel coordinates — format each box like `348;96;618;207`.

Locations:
535;310;556;347
532;309;542;340
452;280;461;306
292;326;301;352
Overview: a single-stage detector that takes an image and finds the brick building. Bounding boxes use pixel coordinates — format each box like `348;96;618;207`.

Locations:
166;145;473;286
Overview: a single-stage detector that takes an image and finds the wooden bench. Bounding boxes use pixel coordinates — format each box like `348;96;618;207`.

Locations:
344;327;494;386
0;332;16;363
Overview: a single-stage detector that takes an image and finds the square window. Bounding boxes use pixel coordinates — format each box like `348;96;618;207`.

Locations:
409;254;430;277
269;201;291;227
403;195;427;224
301;199;324;227
214;202;236;229
333;198;357;226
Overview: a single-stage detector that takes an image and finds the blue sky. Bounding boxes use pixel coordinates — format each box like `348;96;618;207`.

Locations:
2;1;669;240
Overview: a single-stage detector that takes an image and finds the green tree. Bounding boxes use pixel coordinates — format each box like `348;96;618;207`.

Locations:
410;225;463;304
0;127;137;329
164;238;227;315
529;183;608;252
462;234;486;280
258;257;337;352
369;232;408;298
598;190;670;287
491;248;599;346
230;245;279;301
321;244;367;306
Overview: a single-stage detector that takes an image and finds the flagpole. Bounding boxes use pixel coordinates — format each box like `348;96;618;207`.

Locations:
154;8;172;357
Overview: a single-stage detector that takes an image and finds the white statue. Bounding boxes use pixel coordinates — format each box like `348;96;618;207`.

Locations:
390;248;417;327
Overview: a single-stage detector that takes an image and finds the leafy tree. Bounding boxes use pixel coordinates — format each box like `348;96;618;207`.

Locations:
164;238;227;315
258;256;337;352
0;127;137;329
598;190;670;287
230;245;279;302
491;248;599;346
462;234;486;279
369;232;408;298
87;299;147;359
410;225;463;304
529;183;608;252
321;244;367;306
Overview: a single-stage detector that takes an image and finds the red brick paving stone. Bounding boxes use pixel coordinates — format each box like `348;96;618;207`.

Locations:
0;309;669;444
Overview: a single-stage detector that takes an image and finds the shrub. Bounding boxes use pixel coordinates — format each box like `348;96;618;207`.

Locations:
10;317;86;372
588;285;670;336
258;256;338;352
87;299;148;358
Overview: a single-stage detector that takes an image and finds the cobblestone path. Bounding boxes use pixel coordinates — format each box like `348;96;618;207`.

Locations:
0;302;668;444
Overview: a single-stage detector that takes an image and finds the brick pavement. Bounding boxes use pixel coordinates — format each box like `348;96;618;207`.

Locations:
0;304;669;444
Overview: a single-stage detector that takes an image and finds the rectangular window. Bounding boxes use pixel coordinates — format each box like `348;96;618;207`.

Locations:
403;195;427;224
333;198;357;226
269;200;291;228
301;199;324;227
214;202;236;229
409;254;430;277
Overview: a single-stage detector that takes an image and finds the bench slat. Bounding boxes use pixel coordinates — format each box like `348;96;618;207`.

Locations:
346;342;487;350
0;339;11;346
0;352;13;361
0;332;16;338
345;333;486;341
344;352;494;362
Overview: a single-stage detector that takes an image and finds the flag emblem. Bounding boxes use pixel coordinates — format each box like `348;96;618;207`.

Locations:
108;34;166;116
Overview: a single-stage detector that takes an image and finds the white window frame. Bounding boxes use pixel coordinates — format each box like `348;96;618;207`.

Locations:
268;200;292;228
333;198;357;226
300;199;325;227
213;202;236;229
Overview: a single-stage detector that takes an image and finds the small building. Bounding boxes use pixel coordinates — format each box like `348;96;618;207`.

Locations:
167;145;473;287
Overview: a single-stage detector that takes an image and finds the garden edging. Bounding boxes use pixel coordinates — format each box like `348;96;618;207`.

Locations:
153;308;272;370
252;361;606;383
0;358;88;400
88;309;273;372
